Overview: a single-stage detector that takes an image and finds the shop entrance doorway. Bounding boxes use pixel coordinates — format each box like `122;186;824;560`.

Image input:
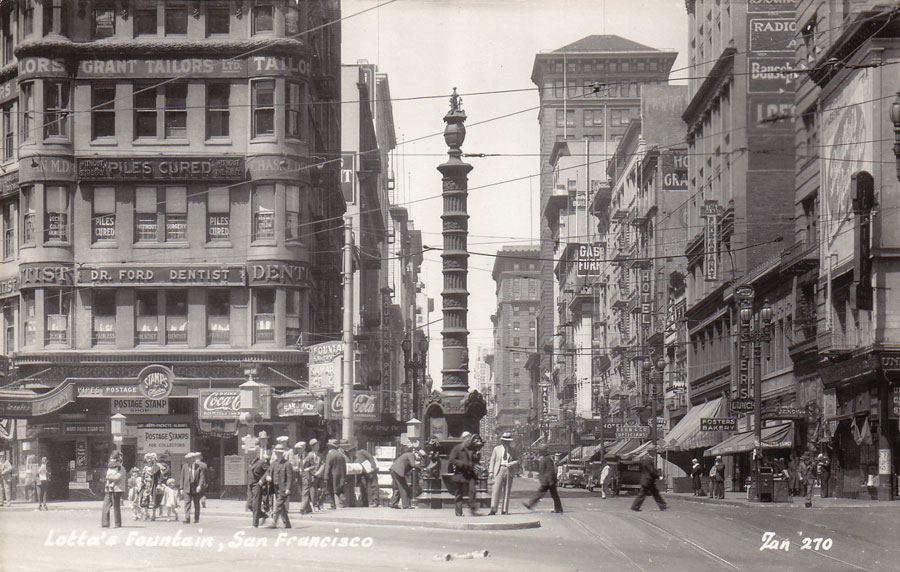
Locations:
47;441;74;500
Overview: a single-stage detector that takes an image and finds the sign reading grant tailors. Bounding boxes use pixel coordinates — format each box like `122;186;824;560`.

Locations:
76;157;245;182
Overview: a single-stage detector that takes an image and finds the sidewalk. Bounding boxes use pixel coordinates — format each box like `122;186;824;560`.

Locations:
0;499;542;531
666;491;900;509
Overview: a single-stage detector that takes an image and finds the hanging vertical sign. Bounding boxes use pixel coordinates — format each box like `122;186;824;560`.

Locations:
701;201;722;281
640;267;652;326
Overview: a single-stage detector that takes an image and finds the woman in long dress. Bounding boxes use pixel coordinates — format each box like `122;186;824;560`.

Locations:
138;453;161;521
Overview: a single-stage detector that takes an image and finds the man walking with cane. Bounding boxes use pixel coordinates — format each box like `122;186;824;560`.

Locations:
488;432;517;515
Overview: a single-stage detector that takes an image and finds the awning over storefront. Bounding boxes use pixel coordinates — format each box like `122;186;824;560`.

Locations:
605;438;643;457
704;423;793;457
530;435;545;448
659;397;726;452
621;441;654;459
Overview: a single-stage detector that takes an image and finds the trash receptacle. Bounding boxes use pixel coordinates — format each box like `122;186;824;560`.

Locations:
757;468;774;502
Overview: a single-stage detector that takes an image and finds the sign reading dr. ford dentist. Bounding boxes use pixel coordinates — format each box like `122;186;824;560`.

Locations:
137;365;174;400
325;391;379;421
76;265;245;286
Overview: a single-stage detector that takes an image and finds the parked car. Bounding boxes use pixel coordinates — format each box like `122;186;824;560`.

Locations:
559;462;587;488
613;459;643;494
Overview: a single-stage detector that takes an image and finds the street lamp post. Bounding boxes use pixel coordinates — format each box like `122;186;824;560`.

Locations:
739;297;773;479
402;334;429;420
110;413;126;453
642;357;666;461
592;385;609;462
890;91;900;180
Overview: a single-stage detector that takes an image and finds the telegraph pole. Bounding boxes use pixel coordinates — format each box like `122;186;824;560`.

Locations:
342;215;355;442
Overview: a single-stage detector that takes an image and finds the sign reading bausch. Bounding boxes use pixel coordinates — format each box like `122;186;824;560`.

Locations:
575;243;604;276
77;157;245;181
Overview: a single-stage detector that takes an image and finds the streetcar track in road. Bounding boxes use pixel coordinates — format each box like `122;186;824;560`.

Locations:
562;511;650;572
630;515;742;571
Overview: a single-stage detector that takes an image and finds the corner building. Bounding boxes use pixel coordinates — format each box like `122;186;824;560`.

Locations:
0;1;343;500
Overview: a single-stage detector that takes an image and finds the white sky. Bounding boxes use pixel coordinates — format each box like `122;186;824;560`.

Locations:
341;0;690;389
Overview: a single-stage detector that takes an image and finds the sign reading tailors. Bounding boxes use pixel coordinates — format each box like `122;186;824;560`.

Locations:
76;157;245;181
112;398;169;415
326;391;379;421
76;265;245;286
138;365;174;400
700;417;737;432
137;423;191;456
615;425;650;439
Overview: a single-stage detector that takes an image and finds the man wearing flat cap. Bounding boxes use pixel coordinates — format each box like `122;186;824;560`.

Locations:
323;438;347;509
488;432;518;515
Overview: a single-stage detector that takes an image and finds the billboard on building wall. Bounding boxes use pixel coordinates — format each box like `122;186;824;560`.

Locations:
660;151;688;190
575;243;604;276
821;70;874;263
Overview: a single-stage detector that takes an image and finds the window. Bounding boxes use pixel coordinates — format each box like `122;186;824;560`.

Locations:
135;187;158;242
251;80;275;137
2;202;14;259
609;62;617;73
582;62;592;73
22;290;35;346
165;290;187;344
3;300;14;354
552;81;564;99
285;0;301;35
21;187;34;245
207;187;230;242
207;2;230;36
22;0;34;38
92;5;115;38
206;83;230;139
92;84;116;139
553;61;563;73
135;4;158;36
164;83;187;138
254;289;275;342
649;60;658;71
286;289;301;343
2;104;13;161
637;61;646;72
44;81;71;138
253;1;274;34
92;187;116;242
164;187;187;242
567;81;577;97
566;179;577;192
513;337;520;346
584;109;603;127
286;82;303;139
285;185;301;240
207;290;230;344
2;9;13;65
252;185;275;241
164;2;188;35
43;0;68;37
92;290;116;345
135;290;158;343
45;290;69;344
621;61;630;72
20;82;34;142
134;83;157;138
44;186;69;242
555;109;574;128
513;322;520;331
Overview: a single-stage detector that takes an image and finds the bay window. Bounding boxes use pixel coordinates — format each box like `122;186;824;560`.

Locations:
254;289;275;342
207;290;230;344
92;290;116;345
252;185;275;241
22;0;34;38
286;0;301;35
21;186;34;245
44;186;69;242
92;84;116;139
164;187;187;242
92;5;115;39
286;289;301;344
165;290;187;344
22;290;35;346
135;290;158;343
44;81;72;138
43;0;68;37
253;1;274;35
285;185;300;241
3;202;14;259
2;104;12;161
45;289;69;344
3;300;14;354
207;187;230;242
135;187;158;242
251;80;275;138
20;82;33;142
92;187;116;243
286;81;303;139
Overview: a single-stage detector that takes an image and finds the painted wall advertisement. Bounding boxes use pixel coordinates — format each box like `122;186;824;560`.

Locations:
575;243;604;276
821;70;873;261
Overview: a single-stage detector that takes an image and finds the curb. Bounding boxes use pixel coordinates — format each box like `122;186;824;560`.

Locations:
669;495;895;509
212;511;542;531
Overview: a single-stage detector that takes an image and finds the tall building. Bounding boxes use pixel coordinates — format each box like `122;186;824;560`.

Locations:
491;245;540;442
531;36;677;448
0;1;343;499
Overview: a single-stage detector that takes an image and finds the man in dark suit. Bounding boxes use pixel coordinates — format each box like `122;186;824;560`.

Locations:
181;452;208;523
323;438;347;509
355;446;380;507
448;433;481;517
630;446;667;511
247;446;270;528
523;444;563;513
268;444;292;528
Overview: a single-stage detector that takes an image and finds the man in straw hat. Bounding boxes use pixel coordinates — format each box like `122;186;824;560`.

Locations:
488;432;518;515
630;445;667;512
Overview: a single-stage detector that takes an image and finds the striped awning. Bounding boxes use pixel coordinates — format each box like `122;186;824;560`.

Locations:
659;397;727;452
704;423;793;457
604;438;643;458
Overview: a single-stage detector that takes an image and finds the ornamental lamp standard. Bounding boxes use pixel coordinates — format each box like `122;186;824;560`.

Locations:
110;413;126;451
406;417;422;449
891;91;900;180
239;376;267;456
401;334;429;420
740;297;773;479
642;356;666;460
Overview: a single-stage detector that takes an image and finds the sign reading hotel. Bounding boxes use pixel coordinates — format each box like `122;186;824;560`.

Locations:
575;243;604;276
700;417;737;431
76;157;245;182
661;151;688;190
640;268;652;326
77;265;245;286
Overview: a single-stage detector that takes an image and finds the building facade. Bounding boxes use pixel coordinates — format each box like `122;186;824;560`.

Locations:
0;0;343;499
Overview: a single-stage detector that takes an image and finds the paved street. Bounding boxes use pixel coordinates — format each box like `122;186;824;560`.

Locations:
1;479;897;572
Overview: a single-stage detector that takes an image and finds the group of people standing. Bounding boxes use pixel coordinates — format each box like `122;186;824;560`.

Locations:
100;451;208;528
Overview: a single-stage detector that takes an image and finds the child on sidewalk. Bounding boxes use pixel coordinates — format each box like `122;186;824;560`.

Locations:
161;478;180;522
127;468;142;521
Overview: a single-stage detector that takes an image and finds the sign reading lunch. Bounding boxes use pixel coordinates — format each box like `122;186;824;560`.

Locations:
76;157;245;181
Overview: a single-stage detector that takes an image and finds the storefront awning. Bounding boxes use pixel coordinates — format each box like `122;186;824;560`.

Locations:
659;397;726;452
621;441;654;459
605;438;643;458
704;423;793;457
530;435;545;448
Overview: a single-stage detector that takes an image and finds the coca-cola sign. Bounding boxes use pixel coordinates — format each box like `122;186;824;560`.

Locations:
199;389;242;420
327;391;379;420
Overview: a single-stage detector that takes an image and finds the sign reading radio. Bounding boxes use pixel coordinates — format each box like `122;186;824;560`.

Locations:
138;365;174;400
76;157;245;181
77;265;245;286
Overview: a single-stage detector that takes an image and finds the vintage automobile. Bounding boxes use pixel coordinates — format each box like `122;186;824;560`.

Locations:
559;462;588;488
585;459;643;495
